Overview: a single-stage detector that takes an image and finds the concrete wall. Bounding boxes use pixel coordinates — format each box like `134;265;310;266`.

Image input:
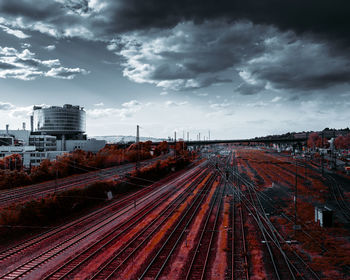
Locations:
57;138;106;153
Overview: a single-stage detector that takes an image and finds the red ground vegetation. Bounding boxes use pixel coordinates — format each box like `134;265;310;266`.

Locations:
236;147;350;278
0;141;177;190
245;214;268;279
0;155;192;244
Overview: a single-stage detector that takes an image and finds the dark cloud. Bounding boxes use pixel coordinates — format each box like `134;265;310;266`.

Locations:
103;0;350;42
0;0;349;93
119;21;269;90
1;0;349;42
235;83;265;95
239;34;350;91
0;0;61;21
0;61;16;69
288;95;300;102
64;0;90;15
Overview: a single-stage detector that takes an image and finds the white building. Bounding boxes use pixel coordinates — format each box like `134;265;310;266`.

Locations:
56;138;106;153
29;135;57;152
0;145;65;168
0;129;31;145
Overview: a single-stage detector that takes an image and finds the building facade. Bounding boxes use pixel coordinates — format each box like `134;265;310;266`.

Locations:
0;145;65;167
0;104;106;168
32;104;86;139
56;138;106;153
29;135;57;152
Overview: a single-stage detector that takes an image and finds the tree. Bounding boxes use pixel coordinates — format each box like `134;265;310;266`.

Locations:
155;141;169;155
334;133;350;150
307;133;320;149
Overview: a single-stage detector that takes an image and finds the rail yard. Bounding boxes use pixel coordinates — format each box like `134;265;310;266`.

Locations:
0;146;349;279
0;156;167;208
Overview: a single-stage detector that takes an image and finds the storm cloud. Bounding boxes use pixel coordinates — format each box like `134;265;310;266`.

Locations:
1;0;349;40
0;1;350;103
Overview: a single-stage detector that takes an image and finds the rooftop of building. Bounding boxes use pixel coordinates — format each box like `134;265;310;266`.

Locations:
33;104;84;111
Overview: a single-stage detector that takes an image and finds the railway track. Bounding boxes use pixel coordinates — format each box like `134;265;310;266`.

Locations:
239;173;320;279
183;177;224;280
231;191;249;280
325;174;350;221
0;156;166;207
214;153;320;280
0;166;123;205
137;173;218;280
43;167;210;279
0;163;196;262
232;154;349;278
0;162;206;279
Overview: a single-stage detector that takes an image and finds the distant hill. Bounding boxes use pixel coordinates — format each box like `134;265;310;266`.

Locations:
91;135;167;144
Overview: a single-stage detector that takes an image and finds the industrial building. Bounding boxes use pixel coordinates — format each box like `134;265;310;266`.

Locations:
31;104;104;152
0;145;63;167
0;124;31;145
32;104;86;140
0;104;106;168
29;135;57;152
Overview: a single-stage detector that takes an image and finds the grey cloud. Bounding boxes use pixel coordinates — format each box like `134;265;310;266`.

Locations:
21;43;31;48
120;21;269;91
0;0;61;20
0;24;30;39
96;0;350;44
288;95;300;102
1;0;349;95
1;0;350;43
64;0;90;15
0;1;61;21
119;21;350;92
240;34;350;91
45;66;89;79
165;100;188;107
0;102;13;110
235;83;265;95
0;1;92;39
0;46;88;80
0;61;16;69
44;45;56;51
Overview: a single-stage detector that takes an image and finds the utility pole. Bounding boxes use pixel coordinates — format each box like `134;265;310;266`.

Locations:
136;125;140;172
187;132;189;142
294;157;299;235
199;133;201;141
55;166;58;194
174;131;177;159
305;155;307;182
321;132;324;177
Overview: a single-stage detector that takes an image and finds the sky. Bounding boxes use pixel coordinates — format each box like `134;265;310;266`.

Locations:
0;0;349;140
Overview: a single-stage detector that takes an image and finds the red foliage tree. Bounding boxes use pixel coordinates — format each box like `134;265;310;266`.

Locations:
307;133;320;149
308;132;329;148
334;133;350;150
